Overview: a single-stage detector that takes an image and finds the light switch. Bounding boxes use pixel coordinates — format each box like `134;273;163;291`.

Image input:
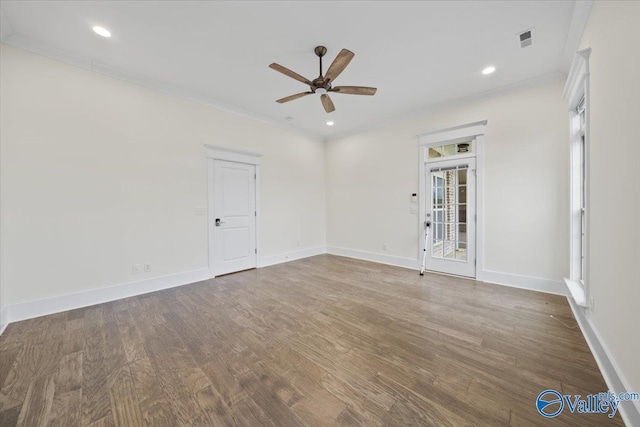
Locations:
195;207;207;215
411;193;418;203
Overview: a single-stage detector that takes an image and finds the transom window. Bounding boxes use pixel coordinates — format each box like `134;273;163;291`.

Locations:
428;141;473;159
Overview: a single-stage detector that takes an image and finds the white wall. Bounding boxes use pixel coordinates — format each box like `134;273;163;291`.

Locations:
0;188;5;332
579;0;640;402
326;79;570;285
0;44;326;307
0;45;7;331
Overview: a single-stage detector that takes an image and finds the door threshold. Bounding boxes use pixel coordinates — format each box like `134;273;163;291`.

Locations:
215;267;257;278
421;269;476;281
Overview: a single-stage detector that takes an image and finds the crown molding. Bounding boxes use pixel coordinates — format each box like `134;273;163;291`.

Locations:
324;70;565;143
560;0;593;73
1;6;574;145
0;34;324;143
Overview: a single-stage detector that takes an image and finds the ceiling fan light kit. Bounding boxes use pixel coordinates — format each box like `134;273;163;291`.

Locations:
270;46;377;113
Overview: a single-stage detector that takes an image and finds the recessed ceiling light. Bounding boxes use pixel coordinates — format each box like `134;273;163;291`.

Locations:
92;26;111;38
482;66;496;75
326;121;334;126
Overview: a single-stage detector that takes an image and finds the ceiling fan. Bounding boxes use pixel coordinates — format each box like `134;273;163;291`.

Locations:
269;46;377;113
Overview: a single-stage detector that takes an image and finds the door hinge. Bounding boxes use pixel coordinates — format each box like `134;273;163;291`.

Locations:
255;248;257;254
254;173;256;179
474;214;477;222
255;211;257;216
474;259;477;266
472;169;477;176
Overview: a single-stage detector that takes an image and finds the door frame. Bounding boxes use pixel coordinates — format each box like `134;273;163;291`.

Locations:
205;145;262;278
424;157;477;277
417;121;487;280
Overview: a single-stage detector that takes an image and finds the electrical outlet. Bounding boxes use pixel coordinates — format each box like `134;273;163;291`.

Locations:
589;297;595;310
382;244;388;251
132;264;142;274
410;205;418;214
143;262;152;273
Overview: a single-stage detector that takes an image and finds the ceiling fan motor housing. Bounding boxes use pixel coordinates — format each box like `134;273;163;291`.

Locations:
312;77;331;92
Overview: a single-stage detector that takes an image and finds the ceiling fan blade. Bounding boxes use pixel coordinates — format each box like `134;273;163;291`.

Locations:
324;49;354;83
320;94;335;113
276;92;313;103
269;63;312;86
331;86;377;96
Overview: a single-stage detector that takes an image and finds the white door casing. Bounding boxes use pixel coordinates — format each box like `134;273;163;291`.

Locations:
417;120;486;280
212;160;257;275
206;145;261;278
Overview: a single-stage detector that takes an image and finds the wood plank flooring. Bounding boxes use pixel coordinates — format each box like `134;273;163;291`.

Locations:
0;255;625;426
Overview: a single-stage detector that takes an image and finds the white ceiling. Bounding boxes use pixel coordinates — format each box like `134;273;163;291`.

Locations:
0;1;581;139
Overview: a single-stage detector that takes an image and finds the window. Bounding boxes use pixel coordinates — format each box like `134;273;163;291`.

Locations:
577;96;586;283
433;176;445;242
563;48;591;308
428;141;473;159
430;166;468;261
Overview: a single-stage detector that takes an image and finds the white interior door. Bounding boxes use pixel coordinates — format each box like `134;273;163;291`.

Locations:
425;158;476;278
213;160;257;276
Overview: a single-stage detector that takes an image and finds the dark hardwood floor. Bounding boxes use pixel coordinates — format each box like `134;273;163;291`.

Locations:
0;255;625;426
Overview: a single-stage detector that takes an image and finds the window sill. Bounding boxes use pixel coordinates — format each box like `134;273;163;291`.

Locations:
564;278;588;308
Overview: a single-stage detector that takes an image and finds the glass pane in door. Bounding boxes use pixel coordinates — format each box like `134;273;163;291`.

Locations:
431;166;468;262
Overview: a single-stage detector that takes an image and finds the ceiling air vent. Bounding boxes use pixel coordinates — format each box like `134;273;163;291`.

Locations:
517;28;534;49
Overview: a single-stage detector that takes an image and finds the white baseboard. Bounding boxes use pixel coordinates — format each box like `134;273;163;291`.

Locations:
325;247;566;298
0;247;327;331
481;270;568;296
326;246;420;270
6;268;213;325
258;246;326;268
4;247;635;425
0;307;8;335
567;297;640;426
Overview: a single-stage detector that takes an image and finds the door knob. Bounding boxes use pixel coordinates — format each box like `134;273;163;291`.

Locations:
215;218;225;227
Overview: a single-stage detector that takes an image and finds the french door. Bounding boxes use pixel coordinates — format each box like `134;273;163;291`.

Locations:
425;158;476;278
